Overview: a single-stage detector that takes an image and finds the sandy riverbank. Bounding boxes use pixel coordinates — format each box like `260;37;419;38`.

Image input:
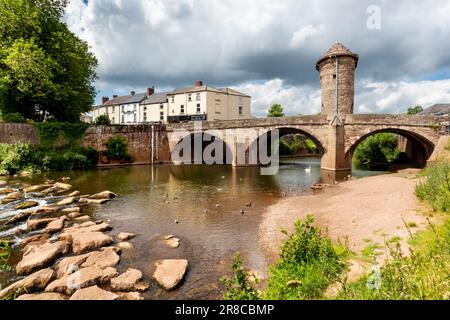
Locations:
258;169;433;263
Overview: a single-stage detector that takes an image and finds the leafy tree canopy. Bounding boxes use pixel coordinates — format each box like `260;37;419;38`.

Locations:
0;0;98;122
407;105;423;115
267;104;285;117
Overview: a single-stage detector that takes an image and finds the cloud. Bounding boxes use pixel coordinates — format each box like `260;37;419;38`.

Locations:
64;0;450;113
289;25;325;48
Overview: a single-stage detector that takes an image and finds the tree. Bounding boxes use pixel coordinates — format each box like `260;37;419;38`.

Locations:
94;114;111;125
0;0;98;122
407;105;423;115
267;104;285;117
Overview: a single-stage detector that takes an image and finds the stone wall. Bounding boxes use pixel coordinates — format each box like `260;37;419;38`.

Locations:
0;123;39;145
82;124;171;165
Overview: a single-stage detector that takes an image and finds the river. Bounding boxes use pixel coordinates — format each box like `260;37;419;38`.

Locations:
0;157;385;299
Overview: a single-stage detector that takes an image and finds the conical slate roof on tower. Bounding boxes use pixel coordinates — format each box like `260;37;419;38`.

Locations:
316;42;359;70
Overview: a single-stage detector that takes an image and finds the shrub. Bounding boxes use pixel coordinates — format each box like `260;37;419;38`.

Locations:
35;122;89;148
94;114;111;125
0;240;12;271
1;113;25;123
264;215;346;299
416;160;450;212
220;254;261;300
106;135;129;160
0;143;37;175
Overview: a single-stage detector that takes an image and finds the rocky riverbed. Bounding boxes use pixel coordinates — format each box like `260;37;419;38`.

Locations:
0;179;188;300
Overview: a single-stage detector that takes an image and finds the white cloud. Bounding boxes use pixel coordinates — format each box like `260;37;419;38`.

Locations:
289;25;325;48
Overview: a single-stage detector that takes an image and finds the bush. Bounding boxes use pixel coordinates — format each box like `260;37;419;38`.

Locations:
220;254;261;300
94;114;111;125
35;122;89;148
0;143;37;175
106;135;129;160
1;113;25;123
416;160;450;212
264;215;346;299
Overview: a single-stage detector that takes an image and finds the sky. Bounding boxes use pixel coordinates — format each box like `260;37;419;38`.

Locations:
64;0;450;117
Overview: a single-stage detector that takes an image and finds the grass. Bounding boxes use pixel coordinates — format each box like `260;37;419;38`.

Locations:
415;159;450;212
0;240;12;271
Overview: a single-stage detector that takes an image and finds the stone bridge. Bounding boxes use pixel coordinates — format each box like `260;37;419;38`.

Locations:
166;114;446;175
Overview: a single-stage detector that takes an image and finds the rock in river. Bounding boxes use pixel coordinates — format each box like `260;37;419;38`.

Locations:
23;184;52;193
0;268;56;299
15;201;39;210
111;268;148;292
54;182;72;191
16;240;70;275
69;231;113;254
46;266;118;295
117;232;135;241
45;216;67;233
90;191;117;200
5;210;32;225
27;218;58;231
56;196;76;206
164;237;181;248
3;191;22;200
152;259;189;291
16;292;68;300
70;285;119;300
81;247;120;269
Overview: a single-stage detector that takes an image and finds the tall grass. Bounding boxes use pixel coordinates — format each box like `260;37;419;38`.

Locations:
416;160;450;212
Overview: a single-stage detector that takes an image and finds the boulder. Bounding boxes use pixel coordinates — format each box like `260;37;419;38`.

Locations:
41;186;57;194
117;242;135;251
81;247;120;269
54;252;93;278
31;205;60;218
16;292;68;300
15;201;39;210
70;285;119;300
3;191;22;200
62;206;81;214
54;182;72;191
27;218;57;231
116;292;144;300
90;191;117;200
68;191;81;197
70;232;113;254
22;234;50;246
56;197;76;206
16;240;70;275
87;198;110;205
0;268;56;299
46;266;118;295
74;215;91;223
152;259;188;290
23;184;53;193
164;237;180;248
45;216;67;233
117;232;135;241
5;210;32;225
0;187;14;195
68;211;84;219
61;222;112;235
110;268;148;292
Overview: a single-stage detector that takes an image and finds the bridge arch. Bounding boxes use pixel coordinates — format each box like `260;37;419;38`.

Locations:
246;126;326;164
345;128;435;166
171;131;233;164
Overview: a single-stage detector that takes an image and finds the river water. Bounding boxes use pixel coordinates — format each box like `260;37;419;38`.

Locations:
0;157;384;299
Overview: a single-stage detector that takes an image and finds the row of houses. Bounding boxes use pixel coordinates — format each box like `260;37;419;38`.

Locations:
90;80;252;124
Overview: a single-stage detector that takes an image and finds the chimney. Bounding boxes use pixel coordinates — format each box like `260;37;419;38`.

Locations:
195;80;203;87
113;94;118;98
102;96;109;104
130;91;135;96
147;87;155;96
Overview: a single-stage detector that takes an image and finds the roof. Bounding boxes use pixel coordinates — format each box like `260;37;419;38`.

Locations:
96;92;147;108
418;104;450;115
316;42;359;70
217;88;251;98
167;85;250;97
142;93;168;105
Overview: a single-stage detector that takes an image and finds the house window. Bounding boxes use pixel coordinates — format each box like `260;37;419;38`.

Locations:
196;104;201;113
180;105;184;114
144;113;147;122
133;114;137;122
112;106;115;112
239;106;243;115
238;96;244;115
121;114;124;123
160;103;164;109
188;94;192;102
171;96;175;103
121;106;124;112
144;106;147;111
196;93;201;101
112;117;115;123
160;111;164;121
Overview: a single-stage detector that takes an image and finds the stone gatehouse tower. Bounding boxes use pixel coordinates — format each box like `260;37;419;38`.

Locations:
317;43;359;174
316;43;359;116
